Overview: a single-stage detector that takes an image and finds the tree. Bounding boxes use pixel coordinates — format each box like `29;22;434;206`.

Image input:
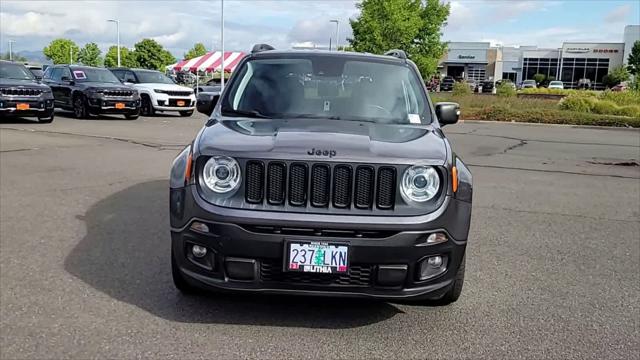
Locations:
348;0;450;77
602;66;630;88
532;73;546;85
184;43;207;60
78;42;102;67
104;46;137;68
0;52;28;62
627;40;640;76
131;39;176;71
43;38;80;64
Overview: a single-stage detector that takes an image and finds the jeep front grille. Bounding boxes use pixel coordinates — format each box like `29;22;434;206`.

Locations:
243;160;397;210
0;88;42;96
103;90;134;97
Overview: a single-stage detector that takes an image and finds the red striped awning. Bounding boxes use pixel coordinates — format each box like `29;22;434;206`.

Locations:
169;51;245;73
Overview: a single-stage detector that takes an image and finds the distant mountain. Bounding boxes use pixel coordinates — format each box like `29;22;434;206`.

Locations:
16;50;50;64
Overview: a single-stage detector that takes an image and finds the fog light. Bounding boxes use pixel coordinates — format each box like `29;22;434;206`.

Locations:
428;256;443;267
190;221;209;233
426;232;447;245
191;245;207;258
418;255;448;281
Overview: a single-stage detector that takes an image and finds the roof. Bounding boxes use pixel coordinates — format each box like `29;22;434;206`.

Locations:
249;49;406;63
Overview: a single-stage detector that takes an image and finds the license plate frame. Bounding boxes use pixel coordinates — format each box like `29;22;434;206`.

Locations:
16;103;30;110
176;100;186;107
115;102;125;109
285;240;349;273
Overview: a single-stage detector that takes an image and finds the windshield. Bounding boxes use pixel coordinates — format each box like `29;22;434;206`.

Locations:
134;70;175;84
524;80;536;84
72;68;120;83
221;56;430;124
29;69;44;78
549;81;562;85
0;62;35;80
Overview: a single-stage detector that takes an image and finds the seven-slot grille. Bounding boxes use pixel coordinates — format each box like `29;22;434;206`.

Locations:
165;90;192;96
244;160;397;210
103;90;134;97
0;88;42;96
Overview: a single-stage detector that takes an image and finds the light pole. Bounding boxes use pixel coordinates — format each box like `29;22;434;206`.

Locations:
8;40;16;61
220;0;225;91
107;19;121;67
330;20;340;51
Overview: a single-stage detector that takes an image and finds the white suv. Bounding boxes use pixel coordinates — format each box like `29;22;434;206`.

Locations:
110;68;196;117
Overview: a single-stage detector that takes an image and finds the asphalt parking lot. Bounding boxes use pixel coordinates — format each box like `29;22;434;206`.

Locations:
1;111;639;359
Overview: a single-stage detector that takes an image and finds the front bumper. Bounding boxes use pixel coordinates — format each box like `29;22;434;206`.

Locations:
0;97;55;117
87;97;140;114
153;94;196;112
170;185;470;300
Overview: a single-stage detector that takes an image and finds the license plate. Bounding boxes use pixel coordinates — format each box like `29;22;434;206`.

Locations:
115;103;125;109
16;103;29;110
177;100;185;106
287;242;348;273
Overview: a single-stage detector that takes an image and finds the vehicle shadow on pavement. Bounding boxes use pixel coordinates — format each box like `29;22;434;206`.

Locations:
64;180;402;328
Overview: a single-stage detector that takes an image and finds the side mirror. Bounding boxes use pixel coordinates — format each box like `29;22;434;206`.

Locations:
196;93;220;116
435;102;460;126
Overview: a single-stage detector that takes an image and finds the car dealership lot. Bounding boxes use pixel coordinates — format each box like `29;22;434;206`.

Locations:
1;113;638;359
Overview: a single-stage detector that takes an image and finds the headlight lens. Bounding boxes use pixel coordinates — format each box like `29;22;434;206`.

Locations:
202;156;241;193
400;165;440;203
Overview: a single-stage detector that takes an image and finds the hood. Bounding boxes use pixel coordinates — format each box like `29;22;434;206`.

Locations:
136;83;192;91
197;118;448;165
79;82;133;91
0;78;48;88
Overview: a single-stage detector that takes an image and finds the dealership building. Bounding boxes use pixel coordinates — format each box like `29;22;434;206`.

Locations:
439;25;639;89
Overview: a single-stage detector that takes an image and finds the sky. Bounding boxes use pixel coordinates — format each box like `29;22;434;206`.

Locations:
0;0;638;60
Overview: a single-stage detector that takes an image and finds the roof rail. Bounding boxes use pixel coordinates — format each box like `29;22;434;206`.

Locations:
384;49;407;60
251;44;275;54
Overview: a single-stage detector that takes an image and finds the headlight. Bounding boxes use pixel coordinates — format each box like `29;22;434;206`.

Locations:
202;156;241;193
154;89;167;94
400;165;440;203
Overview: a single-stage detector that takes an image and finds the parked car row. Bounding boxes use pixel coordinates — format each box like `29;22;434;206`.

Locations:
0;61;196;123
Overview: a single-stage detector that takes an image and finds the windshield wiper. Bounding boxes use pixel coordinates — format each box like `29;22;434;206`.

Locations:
282;113;342;120
221;109;274;119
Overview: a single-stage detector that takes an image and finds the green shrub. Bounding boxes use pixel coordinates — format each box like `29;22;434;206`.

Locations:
615;105;640;118
519;88;598;96
590;100;618;115
452;82;472;96
598;90;640;106
558;95;595;113
496;82;516;97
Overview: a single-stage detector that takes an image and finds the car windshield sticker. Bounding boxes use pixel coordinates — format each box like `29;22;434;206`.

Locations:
408;114;421;124
73;70;86;80
323;101;331;112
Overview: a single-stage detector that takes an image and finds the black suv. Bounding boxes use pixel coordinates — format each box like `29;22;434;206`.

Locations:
439;76;455;91
43;65;140;119
0;60;55;123
169;46;472;304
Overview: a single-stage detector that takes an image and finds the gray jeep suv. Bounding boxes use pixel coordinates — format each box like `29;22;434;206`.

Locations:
169;45;473;304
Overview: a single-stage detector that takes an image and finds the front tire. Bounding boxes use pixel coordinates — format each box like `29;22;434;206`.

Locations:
73;95;89;119
38;112;54;123
179;110;194;117
140;95;155;116
432;255;465;305
172;248;200;294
